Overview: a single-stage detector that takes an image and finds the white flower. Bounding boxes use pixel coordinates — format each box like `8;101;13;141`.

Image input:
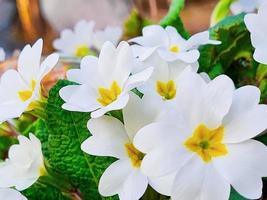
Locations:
53;20;95;58
93;26;122;51
0;188;27;200
134;68;267;200
231;0;263;15
135;53;198;101
244;2;267;65
0;133;45;191
129;25;221;62
59;41;153;118
0;39;58;123
81;93;173;199
0;48;5;62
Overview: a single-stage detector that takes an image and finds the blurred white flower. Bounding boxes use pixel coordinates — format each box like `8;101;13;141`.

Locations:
0;133;45;191
130;25;220;62
0;48;5;62
134;69;267;200
93;26;122;51
53;20;95;58
59;41;153;118
0;39;59;123
231;0;263;15
81;93;173;199
0;188;27;200
245;2;267;64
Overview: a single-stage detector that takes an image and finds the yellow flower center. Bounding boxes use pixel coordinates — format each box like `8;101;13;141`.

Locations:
125;143;144;168
75;45;92;57
39;164;47;176
18;80;36;102
156;80;176;100
169;44;180;53
184;124;228;163
97;81;122;106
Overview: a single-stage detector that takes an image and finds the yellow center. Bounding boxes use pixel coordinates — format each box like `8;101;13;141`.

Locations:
125;143;144;168
156;80;176;100
169;45;180;53
75;45;92;57
97;81;122;106
39;164;47;176
184;124;228;163
18;80;36;102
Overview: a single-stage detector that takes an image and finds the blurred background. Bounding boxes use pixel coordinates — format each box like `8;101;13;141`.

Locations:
0;0;217;54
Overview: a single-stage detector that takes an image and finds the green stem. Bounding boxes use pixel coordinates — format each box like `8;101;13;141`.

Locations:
210;0;236;26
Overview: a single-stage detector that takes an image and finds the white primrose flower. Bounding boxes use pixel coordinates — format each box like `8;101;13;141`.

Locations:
81;93;174;200
244;2;267;65
231;0;263;15
0;39;59;123
0;47;5;62
59;41;153;118
134;68;267;200
0;133;45;191
53;20;95;58
0;188;27;200
134;53;198;101
129;25;221;62
93;26;122;52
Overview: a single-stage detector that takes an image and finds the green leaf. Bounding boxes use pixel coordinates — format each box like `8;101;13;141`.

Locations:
199;14;254;83
210;0;235;26
45;80;117;200
160;0;190;39
256;64;267;82
229;188;249;200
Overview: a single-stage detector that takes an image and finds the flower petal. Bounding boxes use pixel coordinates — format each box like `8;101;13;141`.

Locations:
81;115;129;159
0;188;27;200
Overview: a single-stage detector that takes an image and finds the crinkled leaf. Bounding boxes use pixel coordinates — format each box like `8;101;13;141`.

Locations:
160;0;190;39
229;188;249;200
46;80;117;200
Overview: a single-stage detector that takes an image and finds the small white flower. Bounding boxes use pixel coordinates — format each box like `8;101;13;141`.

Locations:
134;69;267;200
0;48;5;62
135;53;198;101
231;0;263;15
53;20;95;58
0;133;45;191
81;93;173;199
130;25;221;62
0;188;27;200
245;2;267;64
0;39;59;123
93;26;122;52
59;41;153;118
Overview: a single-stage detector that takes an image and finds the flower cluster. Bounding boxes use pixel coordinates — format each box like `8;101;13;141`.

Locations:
0;1;267;200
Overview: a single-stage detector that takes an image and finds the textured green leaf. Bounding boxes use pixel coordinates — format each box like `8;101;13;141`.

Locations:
45;80;117;200
199;14;255;84
160;0;190;39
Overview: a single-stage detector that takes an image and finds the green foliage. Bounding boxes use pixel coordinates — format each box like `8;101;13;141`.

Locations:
123;9;152;39
210;0;235;26
229;188;248;200
160;0;190;39
45;80;117;200
0;135;16;160
199;14;255;84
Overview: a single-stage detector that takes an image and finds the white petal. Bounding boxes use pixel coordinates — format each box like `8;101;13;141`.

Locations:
81;116;129;159
199;72;211;83
158;49;200;63
0;188;27;200
214;140;267;199
18;39;43;83
141;146;192;177
91;93;129;118
99;159;132;196
0;48;5;61
201;75;235;129
224;105;267;143
119;169;148;200
149;171;176;196
172;157;230;200
165;26;186;46
124;67;153;92
38;53;59;81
